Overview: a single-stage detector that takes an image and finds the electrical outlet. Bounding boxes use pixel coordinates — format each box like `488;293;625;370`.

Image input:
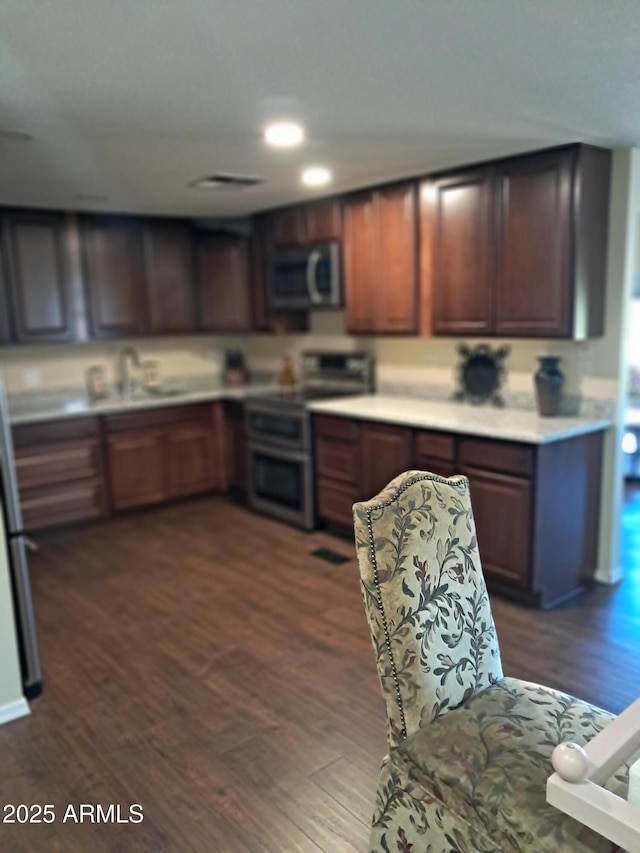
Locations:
22;368;41;389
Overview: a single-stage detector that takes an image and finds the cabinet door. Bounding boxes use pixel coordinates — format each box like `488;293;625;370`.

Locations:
143;221;196;333
462;466;531;587
376;184;418;333
432;169;494;334
317;477;359;528
344;194;377;332
197;234;252;332
3;211;75;343
107;430;166;510
82;218;147;338
305;199;342;242
166;423;217;498
271;207;307;246
495;150;573;337
361;422;413;499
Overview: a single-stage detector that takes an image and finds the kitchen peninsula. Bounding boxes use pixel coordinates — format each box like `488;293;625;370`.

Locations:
311;395;610;609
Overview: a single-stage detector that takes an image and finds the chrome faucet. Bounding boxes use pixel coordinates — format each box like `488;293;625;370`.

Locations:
116;345;141;396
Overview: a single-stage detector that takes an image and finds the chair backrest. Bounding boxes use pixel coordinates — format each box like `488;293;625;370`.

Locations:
353;470;503;747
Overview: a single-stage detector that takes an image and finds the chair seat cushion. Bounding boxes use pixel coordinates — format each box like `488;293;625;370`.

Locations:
391;677;626;852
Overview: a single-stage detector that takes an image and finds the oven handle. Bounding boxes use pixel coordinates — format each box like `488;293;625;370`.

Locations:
248;439;310;464
306;250;322;305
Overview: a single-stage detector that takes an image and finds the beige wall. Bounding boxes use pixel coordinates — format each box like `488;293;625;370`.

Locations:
0;336;228;394
593;147;640;583
0;309;613;404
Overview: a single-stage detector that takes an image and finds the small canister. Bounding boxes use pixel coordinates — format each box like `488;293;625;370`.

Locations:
141;360;161;391
86;365;109;401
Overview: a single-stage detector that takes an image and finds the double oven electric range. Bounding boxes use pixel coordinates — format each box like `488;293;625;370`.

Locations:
246;351;373;529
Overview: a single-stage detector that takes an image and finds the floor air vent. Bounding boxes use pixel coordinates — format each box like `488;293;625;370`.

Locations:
310;547;350;565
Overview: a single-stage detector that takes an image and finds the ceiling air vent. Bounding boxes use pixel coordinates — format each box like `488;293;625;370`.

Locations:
188;173;263;191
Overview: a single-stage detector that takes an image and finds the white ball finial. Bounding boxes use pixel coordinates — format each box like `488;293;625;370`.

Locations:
552;742;590;783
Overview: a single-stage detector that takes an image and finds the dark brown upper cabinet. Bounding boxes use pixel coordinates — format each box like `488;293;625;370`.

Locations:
344;183;418;334
430;169;494;335
142;220;196;334
495;150;572;337
343;193;377;333
376;183;419;333
2;211;76;343
270;198;342;246
196;232;252;332
427;144;610;339
82;217;147;339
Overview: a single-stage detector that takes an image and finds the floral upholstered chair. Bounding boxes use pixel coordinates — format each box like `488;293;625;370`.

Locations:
353;471;629;853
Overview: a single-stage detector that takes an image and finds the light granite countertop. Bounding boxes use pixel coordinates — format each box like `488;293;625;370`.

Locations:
308;394;612;444
8;380;279;426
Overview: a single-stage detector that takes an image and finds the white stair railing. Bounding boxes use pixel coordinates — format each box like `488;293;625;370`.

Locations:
547;697;640;852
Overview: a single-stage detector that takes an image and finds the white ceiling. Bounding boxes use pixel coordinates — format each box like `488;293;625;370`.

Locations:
1;0;640;218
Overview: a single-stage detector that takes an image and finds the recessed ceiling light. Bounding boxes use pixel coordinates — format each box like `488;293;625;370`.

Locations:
0;129;33;144
264;121;304;148
302;166;332;187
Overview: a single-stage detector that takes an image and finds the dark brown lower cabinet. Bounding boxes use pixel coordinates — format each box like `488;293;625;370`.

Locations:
314;414;605;608
459;432;603;607
105;404;220;510
317;478;359;528
314;415;362;528
361;422;413;498
166;422;217;498
12;404;224;529
414;429;457;478
12;417;107;531
107;429;167;510
461;466;532;588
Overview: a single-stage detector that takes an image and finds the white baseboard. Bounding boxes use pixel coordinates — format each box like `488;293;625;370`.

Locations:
0;697;30;726
594;565;624;585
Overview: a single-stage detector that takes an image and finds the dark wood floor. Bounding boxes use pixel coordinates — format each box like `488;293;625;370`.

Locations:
0;485;639;853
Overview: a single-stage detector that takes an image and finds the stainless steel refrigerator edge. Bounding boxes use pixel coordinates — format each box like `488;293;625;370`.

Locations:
0;378;41;698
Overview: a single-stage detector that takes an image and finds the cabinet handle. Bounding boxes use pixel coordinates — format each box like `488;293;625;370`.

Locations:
306;250;321;304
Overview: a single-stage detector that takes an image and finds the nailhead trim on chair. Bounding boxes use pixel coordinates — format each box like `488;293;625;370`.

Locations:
362;472;469;743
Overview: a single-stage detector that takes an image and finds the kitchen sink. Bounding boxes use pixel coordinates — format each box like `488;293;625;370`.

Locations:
89;387;188;408
144;387;186;398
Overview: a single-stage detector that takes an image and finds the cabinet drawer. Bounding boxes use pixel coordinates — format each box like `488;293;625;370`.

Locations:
317;477;358;528
13;417;99;448
21;479;106;532
166;422;217;498
414;430;455;461
314;415;360;442
414;455;456;480
316;437;359;485
15;439;102;490
458;437;533;477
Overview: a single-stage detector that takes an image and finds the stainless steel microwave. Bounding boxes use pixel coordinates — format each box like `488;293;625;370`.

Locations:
268;242;342;310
